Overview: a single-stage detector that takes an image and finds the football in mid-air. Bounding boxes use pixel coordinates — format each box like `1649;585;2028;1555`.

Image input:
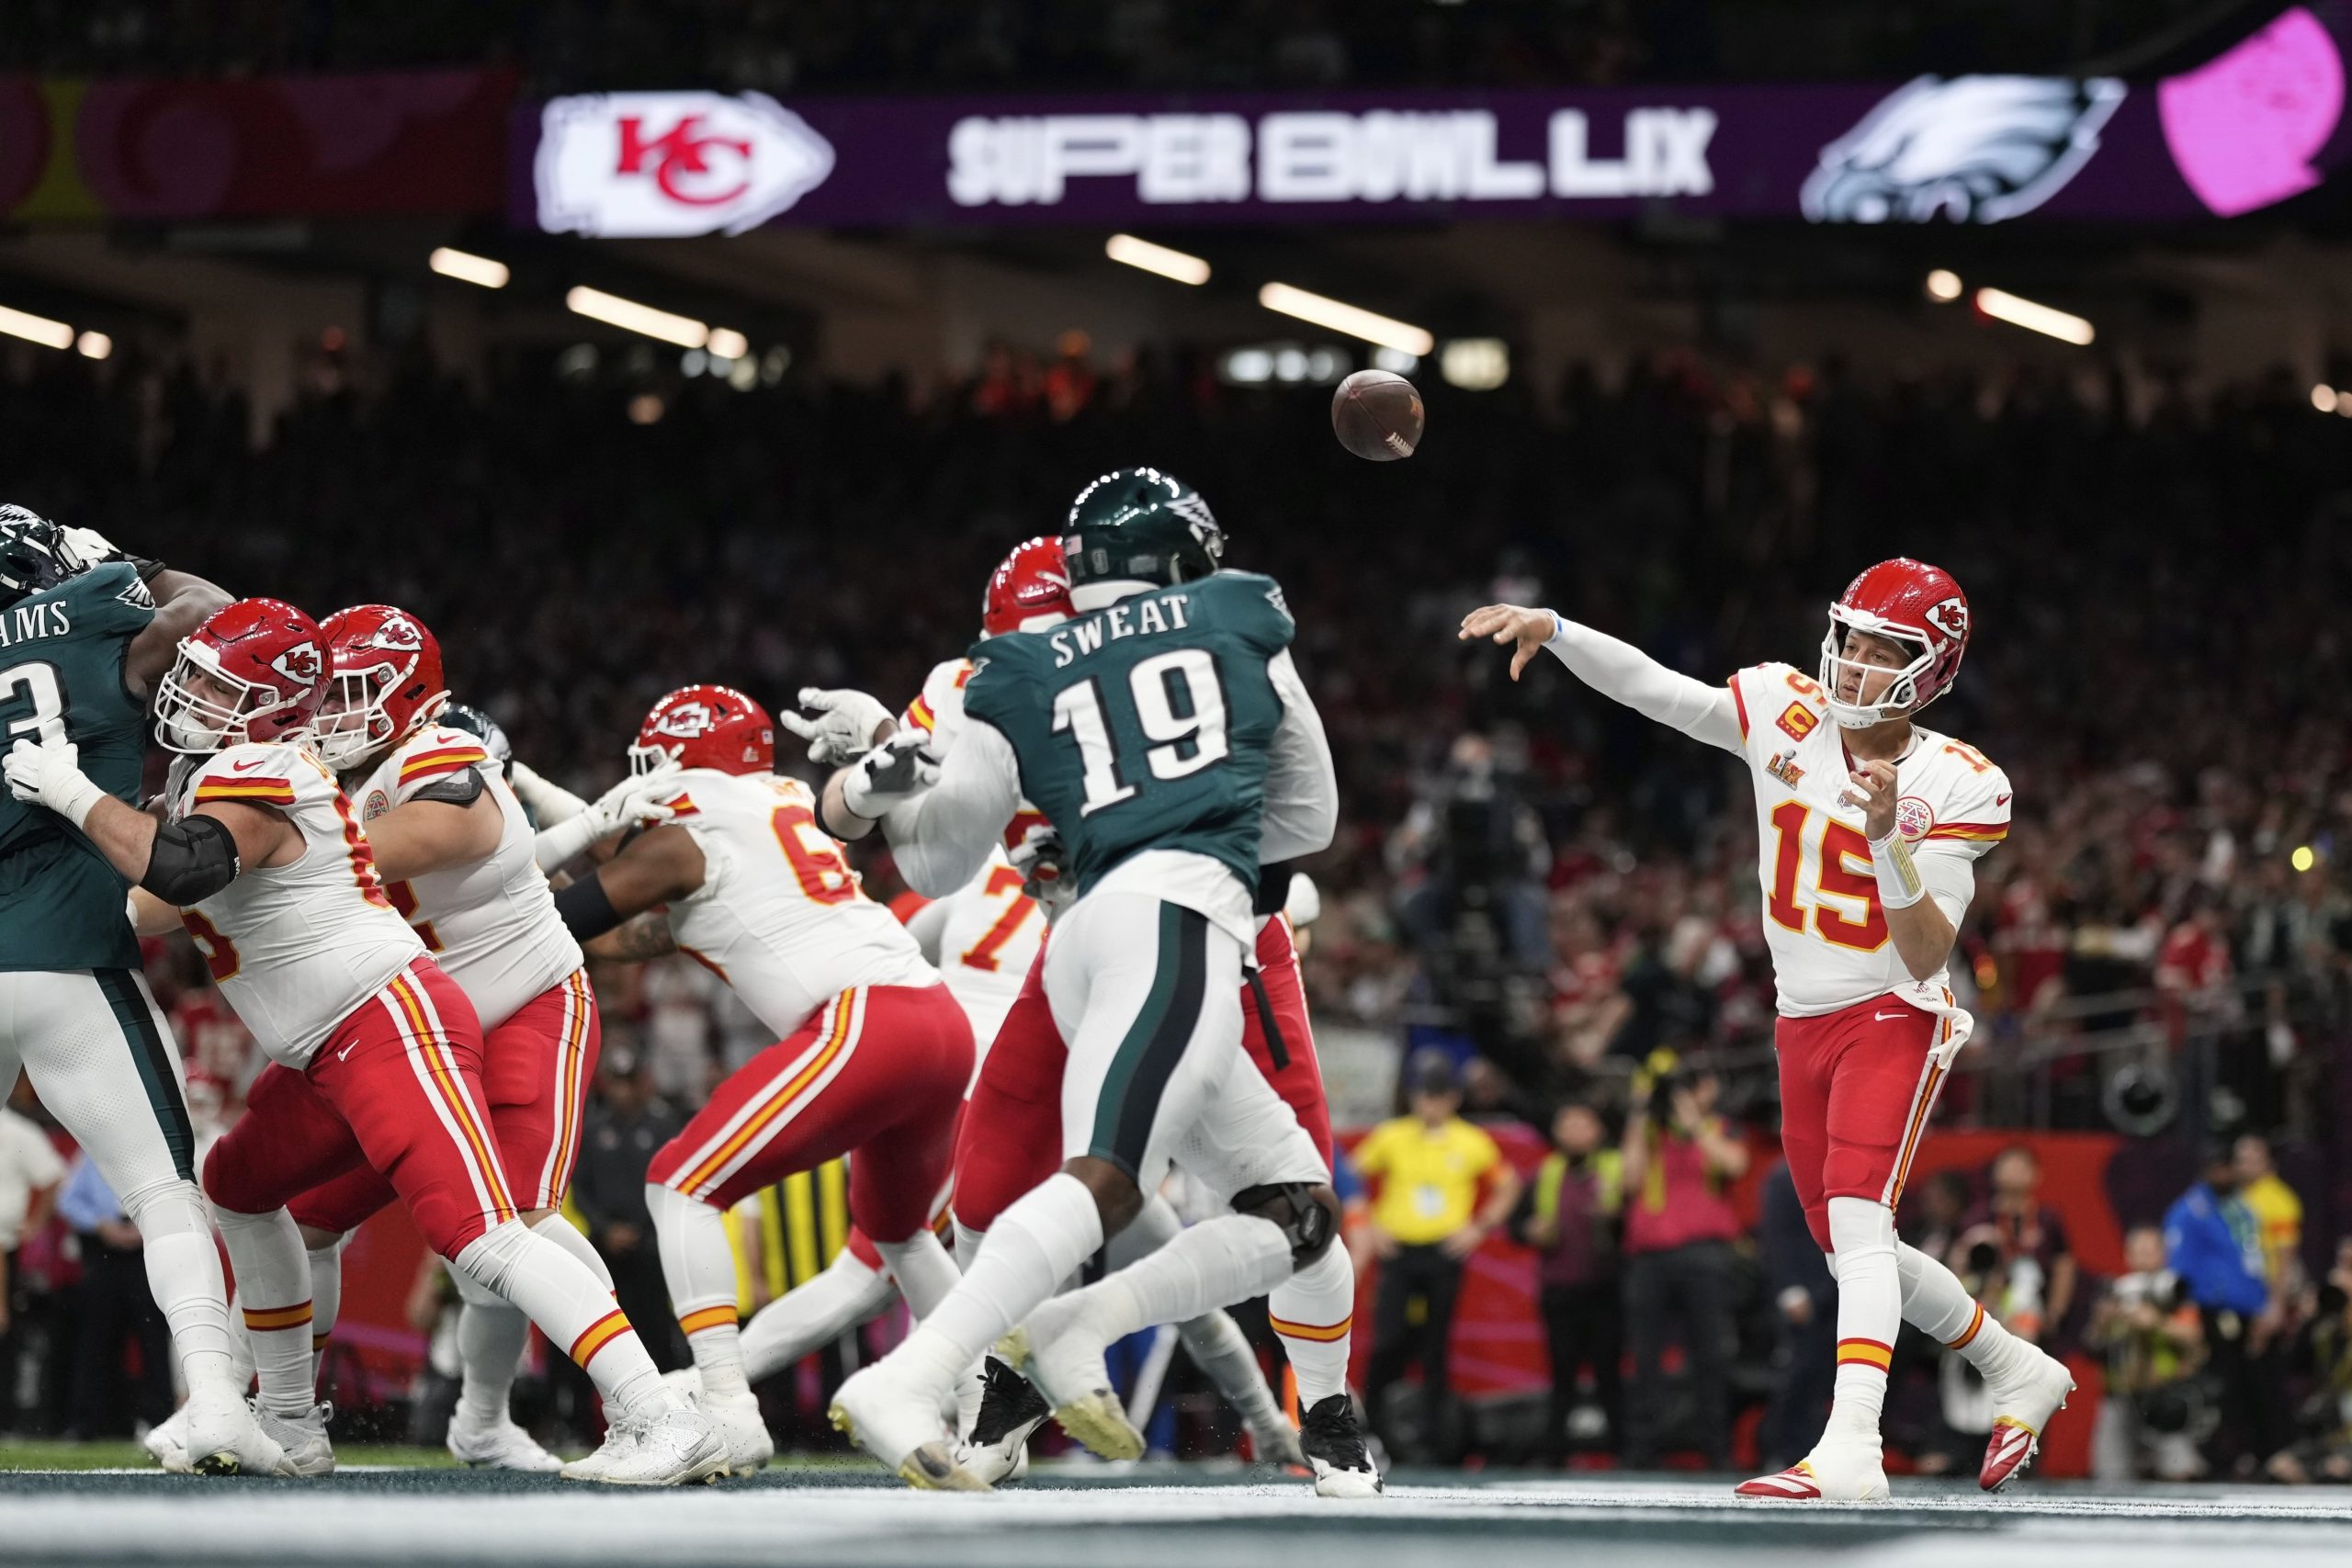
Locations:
1331;369;1424;461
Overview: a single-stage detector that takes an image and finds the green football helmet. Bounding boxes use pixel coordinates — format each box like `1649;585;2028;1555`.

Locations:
1061;467;1224;596
0;505;75;612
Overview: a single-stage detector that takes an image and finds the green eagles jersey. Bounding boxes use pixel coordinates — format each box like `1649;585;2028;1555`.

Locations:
962;570;1295;897
0;562;156;971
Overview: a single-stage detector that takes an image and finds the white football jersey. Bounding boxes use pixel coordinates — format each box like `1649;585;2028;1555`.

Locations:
1727;661;2011;1021
927;852;1044;1055
347;726;582;1030
655;768;936;1040
167;744;424;1067
902;656;1063;919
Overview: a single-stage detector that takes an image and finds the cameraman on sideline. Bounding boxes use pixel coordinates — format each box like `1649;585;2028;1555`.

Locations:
2089;1224;2207;1480
1619;1050;1747;1470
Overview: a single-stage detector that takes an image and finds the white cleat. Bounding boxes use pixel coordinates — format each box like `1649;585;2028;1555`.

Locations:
956;1354;1051;1485
1295;1393;1381;1497
701;1388;775;1477
562;1396;726;1486
831;1359;989;1491
1980;1347;2076;1492
1736;1433;1889;1502
1013;1292;1145;1463
447;1406;564;1473
251;1401;336;1478
142;1405;192;1473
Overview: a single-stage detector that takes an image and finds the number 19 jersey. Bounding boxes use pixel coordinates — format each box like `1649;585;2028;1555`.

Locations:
1726;661;2011;1019
166;744;425;1066
653;768;936;1040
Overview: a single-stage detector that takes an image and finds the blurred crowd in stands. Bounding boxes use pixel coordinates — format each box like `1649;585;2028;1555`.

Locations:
1;0;2230;92
0;330;2348;1474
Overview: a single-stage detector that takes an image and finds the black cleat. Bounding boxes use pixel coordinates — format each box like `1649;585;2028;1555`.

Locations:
960;1356;1052;1485
1298;1393;1383;1497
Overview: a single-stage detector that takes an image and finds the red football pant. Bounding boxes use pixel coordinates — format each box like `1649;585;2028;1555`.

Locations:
1775;994;1954;1252
204;961;518;1258
288;969;600;1234
648;984;971;1245
951;916;1334;1235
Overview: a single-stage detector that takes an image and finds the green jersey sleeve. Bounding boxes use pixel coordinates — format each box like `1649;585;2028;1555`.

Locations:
1189;570;1295;658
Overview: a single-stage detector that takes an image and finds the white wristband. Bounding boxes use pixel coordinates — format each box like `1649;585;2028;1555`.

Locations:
532;810;601;874
56;775;108;832
1870;829;1928;910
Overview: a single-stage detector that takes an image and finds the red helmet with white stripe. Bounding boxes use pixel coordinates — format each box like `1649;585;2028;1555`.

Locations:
314;604;448;771
154;598;330;753
1818;558;1971;728
630;684;774;776
981;536;1073;637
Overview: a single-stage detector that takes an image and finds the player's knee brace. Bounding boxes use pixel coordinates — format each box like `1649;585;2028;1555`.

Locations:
1232;1182;1338;1266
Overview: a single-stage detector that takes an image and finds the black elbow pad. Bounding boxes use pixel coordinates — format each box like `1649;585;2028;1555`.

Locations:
141;815;240;904
553;875;624;941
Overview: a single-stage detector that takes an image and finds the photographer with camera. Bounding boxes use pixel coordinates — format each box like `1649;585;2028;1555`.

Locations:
2089;1224;2208;1480
1618;1049;1747;1470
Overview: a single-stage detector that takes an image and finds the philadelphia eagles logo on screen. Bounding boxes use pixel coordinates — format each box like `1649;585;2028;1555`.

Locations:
1801;75;2127;224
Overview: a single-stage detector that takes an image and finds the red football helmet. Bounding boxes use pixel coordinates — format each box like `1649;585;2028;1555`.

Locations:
629;684;775;776
314;604;448;771
154;597;331;753
1818;558;1971;728
981;536;1073;637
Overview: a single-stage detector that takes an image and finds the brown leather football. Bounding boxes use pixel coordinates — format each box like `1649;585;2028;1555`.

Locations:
1331;369;1424;462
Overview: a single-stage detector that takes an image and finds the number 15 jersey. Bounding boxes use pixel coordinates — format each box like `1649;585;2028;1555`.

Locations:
1726;661;2010;1019
651;768;936;1040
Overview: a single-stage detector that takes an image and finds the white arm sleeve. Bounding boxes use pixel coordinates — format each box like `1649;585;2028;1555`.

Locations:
901;897;951;965
1916;851;1978;930
880;717;1022;897
1259;649;1339;863
1544;616;1745;755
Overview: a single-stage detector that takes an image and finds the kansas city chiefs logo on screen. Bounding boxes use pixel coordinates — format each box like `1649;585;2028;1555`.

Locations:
651;701;717;738
270;641;322;684
1802;75;2126;224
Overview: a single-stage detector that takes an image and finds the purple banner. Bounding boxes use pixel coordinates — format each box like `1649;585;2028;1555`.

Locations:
515;7;2350;235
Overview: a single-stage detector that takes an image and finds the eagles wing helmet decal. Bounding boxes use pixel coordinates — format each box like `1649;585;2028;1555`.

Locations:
1802;75;2128;224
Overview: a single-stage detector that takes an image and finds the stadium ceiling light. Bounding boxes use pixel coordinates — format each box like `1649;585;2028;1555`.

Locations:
2314;384;2337;412
1257;283;1434;356
74;331;111;361
0;303;74;351
565;286;711;350
1106;234;1210;286
1925;269;1963;303
707;327;750;360
1973;288;2095;346
429;247;510;289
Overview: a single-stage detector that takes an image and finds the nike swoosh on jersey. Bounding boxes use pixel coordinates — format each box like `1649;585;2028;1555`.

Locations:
231;757;269;772
1995;794;2012;806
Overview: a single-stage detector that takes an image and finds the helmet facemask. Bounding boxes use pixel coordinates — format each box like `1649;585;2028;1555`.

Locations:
155;641;280;754
628;740;680;778
1818;612;1935;729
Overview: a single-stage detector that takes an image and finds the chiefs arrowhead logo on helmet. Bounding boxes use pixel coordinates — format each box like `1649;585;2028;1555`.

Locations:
355;613;424;653
651;701;717;739
271;641;323;684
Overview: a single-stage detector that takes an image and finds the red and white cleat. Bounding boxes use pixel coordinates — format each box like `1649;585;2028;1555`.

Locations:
1736;1438;1890;1502
1980;1348;2075;1492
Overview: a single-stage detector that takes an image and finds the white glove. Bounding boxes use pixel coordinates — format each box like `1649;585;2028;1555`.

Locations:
780;686;895;766
1006;818;1068;905
57;525;121;571
531;766;679;872
842;731;939;818
507;759;590;826
5;738;107;829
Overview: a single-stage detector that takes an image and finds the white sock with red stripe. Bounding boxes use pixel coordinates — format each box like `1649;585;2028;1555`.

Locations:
1898;1240;2024;1379
212;1205;315;1416
453;1218;662;1415
1269;1239;1356;1407
892;1172;1103;1389
1061;1213;1294;1345
874;1232;959;1320
532;1212;616;1291
645;1180;748;1398
1825;1196;1897;1446
741;1250;898;1383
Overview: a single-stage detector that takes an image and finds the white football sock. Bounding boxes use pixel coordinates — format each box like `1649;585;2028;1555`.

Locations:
119;1179;236;1392
1826;1196;1897;1445
456;1299;531;1427
874;1231;960;1320
224;1285;257;1392
532;1212;616;1292
740;1250;899;1384
453;1218;661;1415
211;1205;315;1416
646;1180;747;1398
1269;1239;1356;1407
1066;1214;1292;1345
306;1237;345;1362
952;1218;988;1265
1114;1195;1289;1428
895;1172;1102;1388
1899;1239;2027;1379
